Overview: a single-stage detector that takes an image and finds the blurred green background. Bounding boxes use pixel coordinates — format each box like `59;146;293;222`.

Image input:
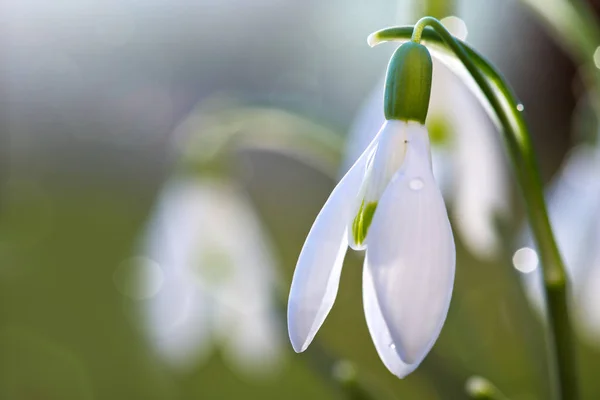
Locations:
1;0;600;399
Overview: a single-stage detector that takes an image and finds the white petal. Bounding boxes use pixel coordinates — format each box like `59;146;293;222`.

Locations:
141;179;214;369
366;125;455;366
577;257;600;346
347;121;408;250
363;260;415;378
288;132;381;352
222;306;282;378
211;191;283;375
577;224;600;346
547;146;600;288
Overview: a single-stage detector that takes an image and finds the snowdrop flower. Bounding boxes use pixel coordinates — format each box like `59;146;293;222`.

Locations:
345;23;508;260
518;144;600;345
140;176;282;377
288;42;456;378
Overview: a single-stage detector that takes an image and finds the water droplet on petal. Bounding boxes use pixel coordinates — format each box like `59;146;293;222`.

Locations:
512;247;538;273
409;178;424;191
516;104;525;112
389;343;396;350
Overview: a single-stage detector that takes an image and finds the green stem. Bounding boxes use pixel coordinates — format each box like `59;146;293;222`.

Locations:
369;19;578;400
176;104;344;179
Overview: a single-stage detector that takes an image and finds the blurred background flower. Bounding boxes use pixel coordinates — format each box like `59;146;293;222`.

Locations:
138;174;282;377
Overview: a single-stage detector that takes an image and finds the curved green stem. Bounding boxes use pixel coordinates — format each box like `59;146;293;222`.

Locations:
369;19;578;400
176;104;344;179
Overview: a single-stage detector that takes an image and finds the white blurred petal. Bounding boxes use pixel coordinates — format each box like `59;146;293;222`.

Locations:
142;178;282;374
547;146;600;287
441;16;468;41
141;179;214;369
222;307;282;378
342;79;386;173
424;45;500;128
430;63;508;258
213;191;283;375
366;125;455;366
363;260;415;378
287;132;381;352
520;146;600;315
577;211;600;345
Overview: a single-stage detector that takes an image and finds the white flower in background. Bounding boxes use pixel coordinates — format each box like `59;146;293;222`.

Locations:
517;144;600;345
139;177;282;377
345;22;508;260
288;42;455;378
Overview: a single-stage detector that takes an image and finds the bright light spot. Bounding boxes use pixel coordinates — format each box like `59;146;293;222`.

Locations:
465;376;493;397
594;46;600;69
512;247;539;273
441;16;468;41
113;257;164;300
516;103;525;112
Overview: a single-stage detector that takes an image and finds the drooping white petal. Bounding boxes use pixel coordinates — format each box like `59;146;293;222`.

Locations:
366;124;455;366
363;259;415;378
288;132;381;353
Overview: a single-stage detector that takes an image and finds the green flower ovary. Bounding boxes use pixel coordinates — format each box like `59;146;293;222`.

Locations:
352;200;378;246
